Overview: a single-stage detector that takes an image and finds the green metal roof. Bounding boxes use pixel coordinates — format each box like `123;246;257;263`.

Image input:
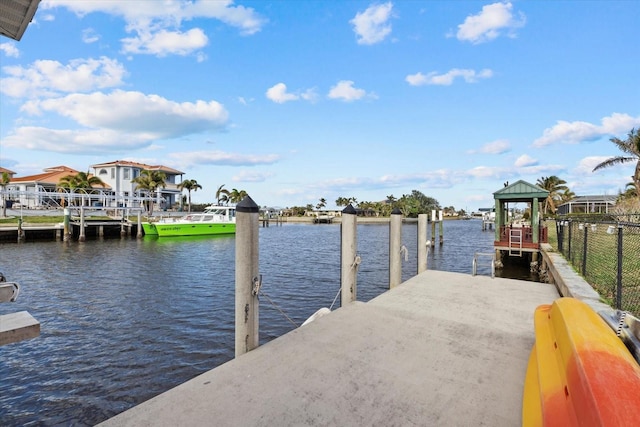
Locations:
493;179;549;201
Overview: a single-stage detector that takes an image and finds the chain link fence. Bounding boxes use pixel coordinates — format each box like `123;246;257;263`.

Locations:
544;213;640;317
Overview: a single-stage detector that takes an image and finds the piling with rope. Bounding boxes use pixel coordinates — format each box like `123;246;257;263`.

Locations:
235;196;260;358
390;208;403;288
340;204;358;305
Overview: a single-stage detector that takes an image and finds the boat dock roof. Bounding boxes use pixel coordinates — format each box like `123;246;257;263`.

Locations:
100;270;559;426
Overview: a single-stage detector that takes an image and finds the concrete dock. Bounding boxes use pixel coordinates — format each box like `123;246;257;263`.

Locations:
101;270;559;426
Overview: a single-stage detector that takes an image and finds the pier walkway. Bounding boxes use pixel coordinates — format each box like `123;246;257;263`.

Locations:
101;270;559;426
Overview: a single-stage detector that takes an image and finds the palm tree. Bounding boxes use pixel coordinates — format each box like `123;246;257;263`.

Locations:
228;188;248;204
335;197;350;207
132;169;167;215
177;179;202;212
57;171;106;206
1;171;10;217
215;184;230;205
593;128;640;201
619;182;638;201
536;176;569;214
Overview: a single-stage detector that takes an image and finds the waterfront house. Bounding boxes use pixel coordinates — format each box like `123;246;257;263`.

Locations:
2;166;103;208
90;160;184;210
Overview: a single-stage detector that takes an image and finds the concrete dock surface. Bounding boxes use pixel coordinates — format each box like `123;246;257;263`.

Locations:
101;270;560;426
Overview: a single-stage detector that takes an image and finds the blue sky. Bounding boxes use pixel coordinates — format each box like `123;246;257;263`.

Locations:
1;0;638;210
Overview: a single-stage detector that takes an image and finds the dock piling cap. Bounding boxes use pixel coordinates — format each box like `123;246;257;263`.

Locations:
236;196;259;213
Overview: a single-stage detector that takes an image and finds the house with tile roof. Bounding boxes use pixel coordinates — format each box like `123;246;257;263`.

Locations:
1;161;184;210
3;166;93;208
90;160;184;210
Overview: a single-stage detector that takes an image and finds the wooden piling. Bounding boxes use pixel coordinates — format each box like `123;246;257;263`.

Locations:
63;208;71;242
137;211;143;239
341;204;358;305
79;206;86;242
418;214;428;273
389;208;402;288
235;196;260;357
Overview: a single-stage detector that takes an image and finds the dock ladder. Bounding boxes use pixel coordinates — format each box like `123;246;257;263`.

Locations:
472;252;495;278
509;228;523;256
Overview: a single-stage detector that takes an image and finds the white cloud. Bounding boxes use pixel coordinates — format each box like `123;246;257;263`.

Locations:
1;127;150;153
327;80;370;102
575;156;611;175
455;2;526;44
232;170;275;182
22;90;228;136
467;166;506;179
479;139;510;154
406;68;493;86
121;28;208;56
82;28;100;44
350;2;394;45
170;151;280;167
514;154;538;167
266;83;299;104
0;42;20;58
41;0;266;57
0;57;127;98
533;113;640;147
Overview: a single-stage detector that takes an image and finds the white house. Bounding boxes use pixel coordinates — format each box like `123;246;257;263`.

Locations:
90;160;184;209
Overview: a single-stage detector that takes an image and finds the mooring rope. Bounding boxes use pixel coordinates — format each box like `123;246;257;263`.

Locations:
400;245;409;261
258;289;299;328
329;286;341;311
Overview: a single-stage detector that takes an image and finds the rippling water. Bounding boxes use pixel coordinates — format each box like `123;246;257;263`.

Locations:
1;220;520;426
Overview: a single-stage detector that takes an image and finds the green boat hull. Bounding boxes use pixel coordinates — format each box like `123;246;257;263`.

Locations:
143;222;235;237
141;222;158;236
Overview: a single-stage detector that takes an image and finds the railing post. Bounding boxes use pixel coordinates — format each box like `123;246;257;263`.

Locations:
341;204;358;305
235;196;260;357
418;214;428;273
390;208;402;289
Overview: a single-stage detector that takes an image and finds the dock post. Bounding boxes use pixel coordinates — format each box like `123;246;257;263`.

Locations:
235;196;260;358
63;208;72;242
418;214;428;273
439;210;444;245
390;208;402;288
431;210;436;246
341;204;358;305
16;218;24;242
136;211;143;239
79;206;86;242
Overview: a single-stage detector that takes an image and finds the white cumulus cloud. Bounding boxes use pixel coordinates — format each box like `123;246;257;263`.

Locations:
41;0;266;57
533;113;640;147
455;2;526;44
406;68;493;86
350;2;394;45
327;80;370;102
266;83;299;104
514;154;538;167
0;42;20;58
0;57;127;98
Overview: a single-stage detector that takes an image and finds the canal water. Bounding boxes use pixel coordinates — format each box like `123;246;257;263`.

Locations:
0;220;532;426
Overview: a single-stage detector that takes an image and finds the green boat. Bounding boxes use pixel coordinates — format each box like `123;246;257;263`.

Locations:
141;205;236;237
